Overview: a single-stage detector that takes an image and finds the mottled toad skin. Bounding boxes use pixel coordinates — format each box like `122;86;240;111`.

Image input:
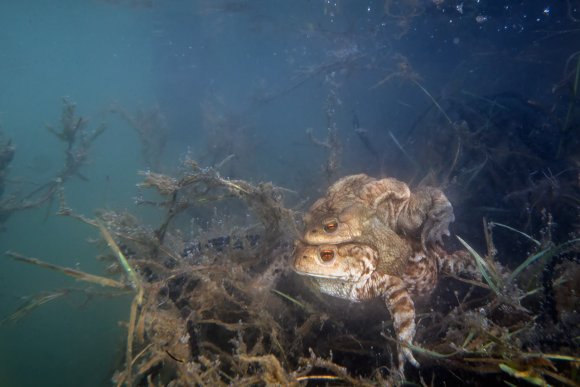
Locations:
304;174;455;254
293;241;419;371
293;241;480;372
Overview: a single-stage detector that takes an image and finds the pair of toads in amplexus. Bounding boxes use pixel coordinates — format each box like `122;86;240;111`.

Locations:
293;174;481;373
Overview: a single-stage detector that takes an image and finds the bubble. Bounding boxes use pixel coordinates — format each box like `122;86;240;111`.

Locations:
475;15;488;24
543;6;550;16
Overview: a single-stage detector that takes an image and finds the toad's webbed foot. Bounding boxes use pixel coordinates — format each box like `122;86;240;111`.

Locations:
436;248;482;280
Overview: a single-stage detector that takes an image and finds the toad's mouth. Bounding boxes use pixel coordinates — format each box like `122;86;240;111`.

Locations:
293;268;349;280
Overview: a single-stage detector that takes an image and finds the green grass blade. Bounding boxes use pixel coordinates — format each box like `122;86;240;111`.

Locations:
499;364;546;386
407;342;459;358
508;248;552;282
520;353;580;362
508;237;580;283
271;289;305;309
489;222;541;246
457;236;501;295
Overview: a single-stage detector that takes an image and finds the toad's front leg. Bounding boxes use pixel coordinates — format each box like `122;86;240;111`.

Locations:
354;271;419;372
434;246;482;280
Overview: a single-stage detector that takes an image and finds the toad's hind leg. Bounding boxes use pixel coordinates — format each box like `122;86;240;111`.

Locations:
399;186;455;248
402;253;438;298
355;272;419;372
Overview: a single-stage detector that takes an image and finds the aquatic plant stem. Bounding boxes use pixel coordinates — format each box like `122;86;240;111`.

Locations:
411;79;453;126
558;52;580;157
96;221;144;386
0;290;69;326
124;285;144;387
5;251;128;289
97;220;140;289
388;130;420;169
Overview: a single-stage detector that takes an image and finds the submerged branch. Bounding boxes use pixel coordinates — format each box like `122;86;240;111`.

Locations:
5;251;129;289
0;290;69;326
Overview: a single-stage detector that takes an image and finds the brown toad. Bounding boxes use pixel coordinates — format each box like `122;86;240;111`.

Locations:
293;241;479;372
303;174;455;255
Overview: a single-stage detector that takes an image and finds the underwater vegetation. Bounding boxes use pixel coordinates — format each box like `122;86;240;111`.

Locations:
3;167;579;385
2;97;578;385
0;99;104;229
110;104;170;171
1;2;580;386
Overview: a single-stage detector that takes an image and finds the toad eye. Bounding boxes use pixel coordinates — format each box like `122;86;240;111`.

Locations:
319;249;335;262
323;220;338;233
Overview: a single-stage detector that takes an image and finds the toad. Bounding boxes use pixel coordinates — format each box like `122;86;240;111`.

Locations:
303;174;455;255
293;241;479;372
